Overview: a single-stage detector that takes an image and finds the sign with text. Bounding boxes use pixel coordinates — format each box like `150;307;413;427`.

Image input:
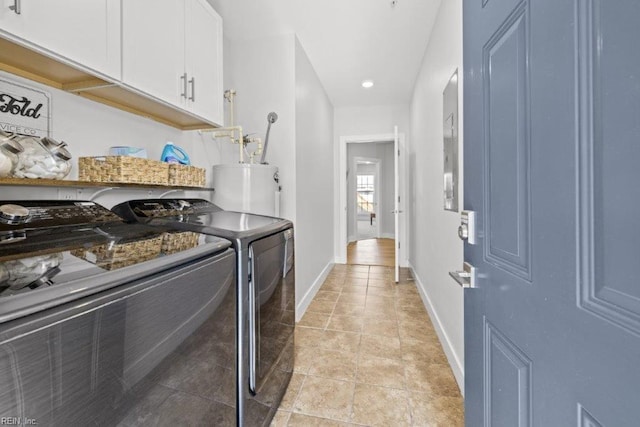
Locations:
0;77;51;137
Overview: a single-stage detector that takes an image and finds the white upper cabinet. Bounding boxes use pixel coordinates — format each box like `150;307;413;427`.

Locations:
123;0;223;126
0;0;121;79
184;0;223;125
122;0;185;107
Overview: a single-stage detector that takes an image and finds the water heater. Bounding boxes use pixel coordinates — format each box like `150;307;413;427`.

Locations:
212;164;280;217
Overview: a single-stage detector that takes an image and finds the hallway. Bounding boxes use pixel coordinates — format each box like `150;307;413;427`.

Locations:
347;238;395;267
272;264;463;426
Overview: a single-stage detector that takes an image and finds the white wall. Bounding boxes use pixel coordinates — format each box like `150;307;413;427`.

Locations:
223;34;297;222
294;37;335;316
334;104;410;265
334;104;410;136
224;35;334;317
347;142;394;240
408;0;464;392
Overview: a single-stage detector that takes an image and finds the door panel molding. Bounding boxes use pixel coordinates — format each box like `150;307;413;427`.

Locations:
482;0;532;282
576;0;640;337
483;318;532;427
578;404;604;427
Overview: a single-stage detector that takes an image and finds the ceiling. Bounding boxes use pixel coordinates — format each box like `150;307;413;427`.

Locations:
207;0;442;107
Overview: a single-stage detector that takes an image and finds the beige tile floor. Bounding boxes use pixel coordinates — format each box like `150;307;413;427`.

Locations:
272;264;464;427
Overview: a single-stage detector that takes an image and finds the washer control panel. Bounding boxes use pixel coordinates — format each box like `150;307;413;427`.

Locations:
0;201;121;231
115;199;220;219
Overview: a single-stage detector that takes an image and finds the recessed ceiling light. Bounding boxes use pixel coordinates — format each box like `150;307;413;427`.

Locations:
361;80;374;89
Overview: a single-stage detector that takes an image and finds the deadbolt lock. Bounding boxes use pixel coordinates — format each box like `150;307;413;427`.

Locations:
458;210;476;245
458;224;468;240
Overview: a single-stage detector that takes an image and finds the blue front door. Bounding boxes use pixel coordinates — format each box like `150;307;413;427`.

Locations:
464;0;640;425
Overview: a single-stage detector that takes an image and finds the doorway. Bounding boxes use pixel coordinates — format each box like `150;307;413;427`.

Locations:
345;141;394;249
354;157;380;241
338;130;405;274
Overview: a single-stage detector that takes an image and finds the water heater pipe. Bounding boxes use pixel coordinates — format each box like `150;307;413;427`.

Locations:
201;125;246;163
203;90;271;164
224;90;236;127
220;90;245;162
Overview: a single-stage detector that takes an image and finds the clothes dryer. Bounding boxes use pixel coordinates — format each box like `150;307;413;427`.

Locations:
113;199;295;426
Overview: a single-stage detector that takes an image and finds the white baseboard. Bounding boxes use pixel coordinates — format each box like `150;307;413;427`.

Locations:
296;260;334;322
409;262;465;396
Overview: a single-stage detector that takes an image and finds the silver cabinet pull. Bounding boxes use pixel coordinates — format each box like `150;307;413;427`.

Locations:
449;262;477;288
180;73;187;99
188;77;195;101
9;0;21;14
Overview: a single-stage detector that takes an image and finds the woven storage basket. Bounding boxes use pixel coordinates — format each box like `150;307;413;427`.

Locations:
71;235;163;271
167;164;206;187
161;231;200;254
78;156;169;185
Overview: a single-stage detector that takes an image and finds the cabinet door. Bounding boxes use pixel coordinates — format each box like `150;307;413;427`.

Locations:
122;0;185;106
185;0;223;125
0;0;121;79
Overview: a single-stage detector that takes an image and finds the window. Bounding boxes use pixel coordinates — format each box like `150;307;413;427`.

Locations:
356;174;374;213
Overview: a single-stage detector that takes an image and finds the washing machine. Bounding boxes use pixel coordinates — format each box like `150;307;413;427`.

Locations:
112;199;295;426
0;200;237;425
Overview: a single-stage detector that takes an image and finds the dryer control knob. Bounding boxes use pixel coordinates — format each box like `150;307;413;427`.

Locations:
0;204;30;223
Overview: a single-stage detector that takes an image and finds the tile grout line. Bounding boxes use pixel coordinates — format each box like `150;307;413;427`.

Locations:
349;268;367;424
395;278;415;426
346;265;369;424
287;369;309;422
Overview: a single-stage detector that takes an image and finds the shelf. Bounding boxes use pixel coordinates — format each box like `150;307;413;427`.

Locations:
0;177;214;192
0;37;218;131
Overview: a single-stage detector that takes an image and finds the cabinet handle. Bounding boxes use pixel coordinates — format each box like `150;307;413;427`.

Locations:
180;73;187;99
9;0;21;14
188;77;195;102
